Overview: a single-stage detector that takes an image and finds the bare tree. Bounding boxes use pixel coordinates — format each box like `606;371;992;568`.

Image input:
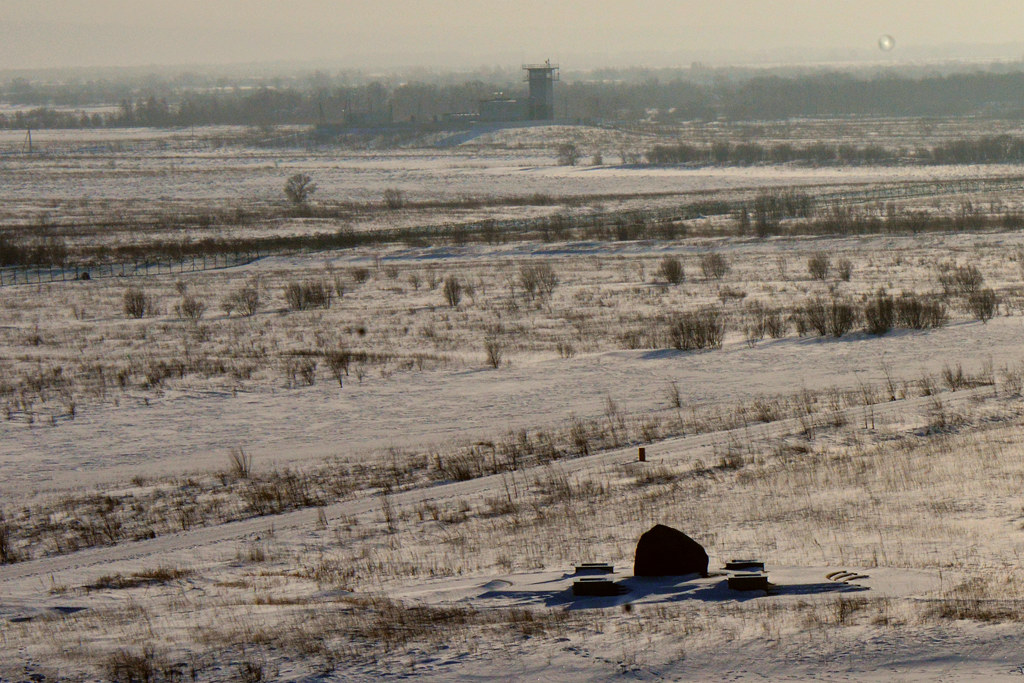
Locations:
284;173;317;204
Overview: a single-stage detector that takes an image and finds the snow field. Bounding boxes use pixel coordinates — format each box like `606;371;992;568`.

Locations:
5;124;1024;679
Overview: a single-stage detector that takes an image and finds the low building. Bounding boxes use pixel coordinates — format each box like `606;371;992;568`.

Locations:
479;98;524;122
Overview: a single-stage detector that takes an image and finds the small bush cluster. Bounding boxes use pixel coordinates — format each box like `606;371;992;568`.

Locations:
807;252;830;280
668;306;727;351
519;262;559;300
484;338;503;368
222;284;260;317
938;264;984;297
836;258;853;281
383;187;405;209
895;292;948;329
0;513;17;564
863;289;895;335
556;142;579;166
700;252;729;280
743;301;788;345
859;290;949;336
175;294;206;322
103;645;176;683
122;286;153;319
284;280;331;311
793;296;858;337
658;256;684;285
968;287;998;323
324;347;352;387
443;275;463;307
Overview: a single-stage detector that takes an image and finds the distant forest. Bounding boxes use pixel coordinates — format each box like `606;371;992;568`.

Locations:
3;66;1024;129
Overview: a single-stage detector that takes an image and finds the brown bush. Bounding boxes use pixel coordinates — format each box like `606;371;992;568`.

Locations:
658;256;684;285
807;252;830;280
700;252;729;279
284;280;331;311
122;286;152;319
668;306;727;350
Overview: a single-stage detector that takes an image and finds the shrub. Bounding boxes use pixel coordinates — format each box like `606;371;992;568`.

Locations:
793;297;825;336
122;286;151;319
863;288;894;335
736;207;752;234
743;320;764;347
668;306;727;351
443;275;463;308
221;284;261;317
0;513;17;564
808;252;830;280
324;347;351;387
227;447;253;478
176;294;206;322
556;142;579;166
836;258;853;281
351;266;371;284
383;187;405;209
741;301;788;343
658;256;685;285
700;252;729;279
938;264;984;296
968;287;998;323
484;337;503;368
828;299;858;337
284;280;331;311
794;296;858;337
763;307;789;338
743;301;767;346
234;285;260;316
103;645;171;683
519;262;559;300
895;292;947;329
297;358;317;385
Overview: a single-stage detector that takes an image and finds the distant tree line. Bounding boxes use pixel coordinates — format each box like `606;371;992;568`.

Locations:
4;68;1024;129
644;135;1024;166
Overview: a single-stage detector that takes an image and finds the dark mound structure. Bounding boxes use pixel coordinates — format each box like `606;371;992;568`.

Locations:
633;524;709;577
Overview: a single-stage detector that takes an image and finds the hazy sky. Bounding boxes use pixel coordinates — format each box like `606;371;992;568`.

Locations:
2;1;1023;70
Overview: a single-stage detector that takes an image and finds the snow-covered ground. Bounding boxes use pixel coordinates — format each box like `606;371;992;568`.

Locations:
4;125;1024;680
4;381;1024;680
2;123;1023;206
2;313;1021;498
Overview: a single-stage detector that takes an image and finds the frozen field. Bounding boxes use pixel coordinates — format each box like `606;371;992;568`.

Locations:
3;124;1024;680
3;123;1024;207
3;240;1024;498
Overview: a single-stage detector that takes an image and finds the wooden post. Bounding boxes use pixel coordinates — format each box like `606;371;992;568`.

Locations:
638;447;646;462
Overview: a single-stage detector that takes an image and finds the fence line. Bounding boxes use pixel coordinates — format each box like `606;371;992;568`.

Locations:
0;250;260;287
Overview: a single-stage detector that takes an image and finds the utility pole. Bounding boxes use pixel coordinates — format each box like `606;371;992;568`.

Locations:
25;126;32;154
